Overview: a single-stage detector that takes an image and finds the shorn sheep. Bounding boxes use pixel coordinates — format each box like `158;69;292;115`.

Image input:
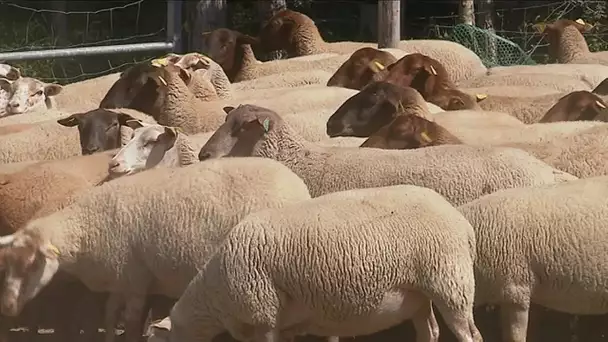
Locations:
198;104;576;205
537;91;607;123
458;175;608;341
326;47;398;90
0;76;63;116
0;157;312;342
148;185;483;342
0;63;21;117
536;18;608;65
257;9;487;83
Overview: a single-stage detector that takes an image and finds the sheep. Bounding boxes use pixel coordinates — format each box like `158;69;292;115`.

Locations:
477;90;608;124
148;184;483;342
0;156;312;342
0;76;63;116
486;63;608;88
378;53;482;110
460;85;562;98
535;18;608;65
538;91;608;123
0;122;39;136
201;28;356;82
326;81;492;137
0;64;20;118
326;47;398;90
54;72;120;111
198;104;576;205
0;108;153;163
457;175;608;341
108;120;210;177
125;63;225;134
360;114;461;149
168;52;233;100
457;71;596;93
257;9;488;83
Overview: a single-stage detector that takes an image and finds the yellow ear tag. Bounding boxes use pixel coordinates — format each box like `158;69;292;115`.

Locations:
420;131;432;143
429;65;438;75
476;93;488;100
373;61;385;70
156;76;167;86
48;243;60;256
533;22;546;33
575;19;586;25
151;57;169;67
596;100;606;109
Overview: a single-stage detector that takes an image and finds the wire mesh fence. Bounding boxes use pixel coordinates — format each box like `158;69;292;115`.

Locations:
0;0;606;85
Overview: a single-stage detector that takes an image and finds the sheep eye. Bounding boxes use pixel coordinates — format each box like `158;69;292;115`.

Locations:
33;90;43;96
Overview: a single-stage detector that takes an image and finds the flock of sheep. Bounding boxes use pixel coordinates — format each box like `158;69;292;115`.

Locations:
0;8;608;342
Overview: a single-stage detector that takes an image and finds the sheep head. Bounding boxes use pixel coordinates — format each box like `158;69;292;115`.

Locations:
57;108;137;155
0;229;60;317
198;104;280;161
99;62;160;111
0;64;21;81
326;81;430;138
326;47;397;90
379;53;453;98
200;28;258;74
108;121;179;178
0;77;62;115
539;90;608;123
360;114;440;150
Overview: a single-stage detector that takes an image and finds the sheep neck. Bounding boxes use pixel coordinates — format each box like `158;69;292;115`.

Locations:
159;133;198;168
254;124;330;194
157;75;198;128
556;26;590;63
233;44;260;82
64;151;115;185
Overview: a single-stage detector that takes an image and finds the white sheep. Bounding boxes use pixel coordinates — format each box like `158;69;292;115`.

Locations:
149;185;483;342
198;104;577;205
0;156;311;342
169;52;233;100
0;77;63;116
458;175;608;341
0;63;21;117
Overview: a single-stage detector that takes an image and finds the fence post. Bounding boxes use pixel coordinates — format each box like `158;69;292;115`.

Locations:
377;0;400;48
167;0;183;53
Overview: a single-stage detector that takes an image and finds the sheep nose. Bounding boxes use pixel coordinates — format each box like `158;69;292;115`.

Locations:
198;150;211;161
83;146;99;155
9;102;19;108
108;159;119;168
326;120;343;137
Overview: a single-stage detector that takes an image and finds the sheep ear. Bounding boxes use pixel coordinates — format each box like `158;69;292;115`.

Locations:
5;67;20;81
177;67;192;84
592;78;608;95
237;33;259;46
158;126;178;148
125;119;145;130
149;317;171;332
116;113;137;125
0;78;10;92
223;106;235;114
57;113;84;127
44;83;63;97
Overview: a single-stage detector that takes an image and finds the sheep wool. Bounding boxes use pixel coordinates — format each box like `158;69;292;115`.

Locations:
457;175;608;341
0;157;311;337
457;72;594;93
232;70;334;93
486;63;608;89
162;185;482;342
199;104;577;205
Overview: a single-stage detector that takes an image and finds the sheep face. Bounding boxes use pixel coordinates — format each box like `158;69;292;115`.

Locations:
0;231;60;317
57;109;137;155
258;9;298;53
108;121;178;177
201;29;258;73
0;77;62;115
327;47;397;90
326;82;420;137
360;115;439;150
380;53;441;91
539;91;608;123
198;104;277;161
173;53;212;73
428;88;483;111
0;64;21;81
536;19;592;62
99;62;161;113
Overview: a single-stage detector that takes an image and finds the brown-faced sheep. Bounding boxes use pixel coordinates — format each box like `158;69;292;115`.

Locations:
360;114;462;149
379;53;482;110
538;90;608;123
536;18;608;65
478;90;608;124
326;47;397;90
257;9;488;83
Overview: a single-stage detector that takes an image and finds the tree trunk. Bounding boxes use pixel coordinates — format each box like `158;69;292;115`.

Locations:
476;0;497;65
187;0;228;51
377;0;400;48
459;0;475;25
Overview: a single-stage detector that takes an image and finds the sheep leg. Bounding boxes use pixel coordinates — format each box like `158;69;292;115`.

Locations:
123;294;147;342
499;303;530;342
432;302;482;342
410;300;439;342
103;293;123;342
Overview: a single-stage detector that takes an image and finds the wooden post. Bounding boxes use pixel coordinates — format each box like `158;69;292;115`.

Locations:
377;0;400;48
